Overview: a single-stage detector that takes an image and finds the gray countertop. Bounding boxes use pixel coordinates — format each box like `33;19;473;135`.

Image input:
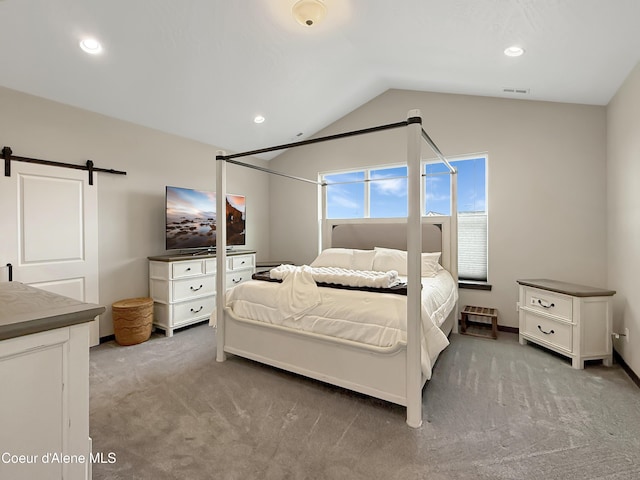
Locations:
0;282;105;341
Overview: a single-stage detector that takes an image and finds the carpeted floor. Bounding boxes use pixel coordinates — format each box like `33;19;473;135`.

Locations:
89;324;640;480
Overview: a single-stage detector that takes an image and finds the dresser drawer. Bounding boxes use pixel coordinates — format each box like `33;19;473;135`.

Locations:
172;296;216;326
172;275;215;301
522;310;572;353
229;255;254;271
524;287;572;320
226;270;251;287
172;260;204;279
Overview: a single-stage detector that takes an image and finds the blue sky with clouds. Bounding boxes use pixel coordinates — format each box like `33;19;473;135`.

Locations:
325;157;485;218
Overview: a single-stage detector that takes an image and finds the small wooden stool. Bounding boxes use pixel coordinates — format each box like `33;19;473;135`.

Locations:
460;305;498;339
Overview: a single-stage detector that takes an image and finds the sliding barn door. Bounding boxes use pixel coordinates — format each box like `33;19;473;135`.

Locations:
0;162;100;346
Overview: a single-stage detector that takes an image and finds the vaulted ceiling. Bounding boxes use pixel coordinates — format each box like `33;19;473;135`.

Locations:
1;0;639;159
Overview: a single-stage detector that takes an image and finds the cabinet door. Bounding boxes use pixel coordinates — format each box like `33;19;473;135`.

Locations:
0;329;67;479
0;325;90;480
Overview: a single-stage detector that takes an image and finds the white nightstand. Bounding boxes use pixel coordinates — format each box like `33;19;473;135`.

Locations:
517;279;616;369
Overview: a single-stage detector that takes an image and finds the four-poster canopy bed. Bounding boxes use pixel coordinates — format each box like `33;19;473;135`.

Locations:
212;110;458;428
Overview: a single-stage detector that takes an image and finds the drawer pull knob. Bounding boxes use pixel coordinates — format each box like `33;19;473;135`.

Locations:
538;299;555;309
186;267;191;271
232;278;242;284
190;306;203;313
537;325;555;335
190;285;203;291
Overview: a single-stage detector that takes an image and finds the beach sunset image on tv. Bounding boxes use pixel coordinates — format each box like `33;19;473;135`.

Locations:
226;194;246;246
165;187;246;250
166;186;217;249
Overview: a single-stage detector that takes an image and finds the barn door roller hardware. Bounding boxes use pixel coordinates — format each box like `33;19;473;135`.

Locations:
2;146;126;185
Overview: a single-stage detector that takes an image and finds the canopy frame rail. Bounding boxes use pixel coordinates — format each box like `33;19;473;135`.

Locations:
221;157;322;186
216;118;420;161
2;146;127;185
421;128;455;173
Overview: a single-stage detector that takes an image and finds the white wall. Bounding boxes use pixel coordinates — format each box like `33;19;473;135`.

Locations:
607;62;640;376
269;89;608;329
0;86;270;337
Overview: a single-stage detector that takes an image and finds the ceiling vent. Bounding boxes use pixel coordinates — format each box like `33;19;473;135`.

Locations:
503;87;530;95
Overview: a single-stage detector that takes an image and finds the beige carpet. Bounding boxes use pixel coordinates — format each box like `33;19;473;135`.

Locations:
89;324;640;479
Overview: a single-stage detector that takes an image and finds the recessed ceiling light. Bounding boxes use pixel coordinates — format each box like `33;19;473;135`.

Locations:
80;38;102;55
254;115;265;124
504;46;525;57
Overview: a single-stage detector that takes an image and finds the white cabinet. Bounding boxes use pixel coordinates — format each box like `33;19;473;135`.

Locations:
149;251;255;337
0;282;104;480
517;279;615;369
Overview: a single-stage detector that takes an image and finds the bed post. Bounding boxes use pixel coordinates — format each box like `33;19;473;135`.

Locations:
406;109;423;428
320;181;328;253
216;150;227;362
450;170;459;333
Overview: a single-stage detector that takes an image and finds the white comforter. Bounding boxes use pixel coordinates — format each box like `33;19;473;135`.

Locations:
224;267;457;379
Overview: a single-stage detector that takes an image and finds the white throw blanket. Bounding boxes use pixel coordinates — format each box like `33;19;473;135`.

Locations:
272;265;321;319
270;264;399;289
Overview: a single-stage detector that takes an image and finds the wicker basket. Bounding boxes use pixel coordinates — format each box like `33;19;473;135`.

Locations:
112;297;153;346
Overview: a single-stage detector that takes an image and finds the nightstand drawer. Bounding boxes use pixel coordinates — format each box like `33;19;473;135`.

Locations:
172;260;204;279
522;310;572;353
524;287;572;320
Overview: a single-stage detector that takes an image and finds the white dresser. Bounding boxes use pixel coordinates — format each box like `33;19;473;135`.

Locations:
148;251;255;336
517;279;616;369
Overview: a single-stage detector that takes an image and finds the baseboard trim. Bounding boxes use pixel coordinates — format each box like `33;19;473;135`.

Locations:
99;334;115;344
614;349;640;389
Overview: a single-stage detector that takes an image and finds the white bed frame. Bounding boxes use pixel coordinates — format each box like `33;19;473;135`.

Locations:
214;110;458;427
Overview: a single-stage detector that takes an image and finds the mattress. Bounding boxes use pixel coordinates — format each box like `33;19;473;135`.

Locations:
224;268;458;379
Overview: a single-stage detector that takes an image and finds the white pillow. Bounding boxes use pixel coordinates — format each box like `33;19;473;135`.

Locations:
310;248;353;269
373;247;408;275
373;247;443;277
310;248;376;271
421;251;444;277
351;249;376;271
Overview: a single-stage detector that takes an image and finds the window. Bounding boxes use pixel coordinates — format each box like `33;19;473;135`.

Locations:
425;157;487;281
322;155;488;282
324;166;408;218
324;171;365;218
370;166;408;218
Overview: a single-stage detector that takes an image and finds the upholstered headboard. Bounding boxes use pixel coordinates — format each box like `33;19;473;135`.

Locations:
324;218;454;273
330;222;442;253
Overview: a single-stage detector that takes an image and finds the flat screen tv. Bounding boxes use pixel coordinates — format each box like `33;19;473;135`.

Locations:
165;186;246;251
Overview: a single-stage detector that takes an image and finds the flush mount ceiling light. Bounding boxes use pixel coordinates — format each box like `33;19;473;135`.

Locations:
254;115;265;124
79;38;102;55
504;45;525;57
292;0;327;27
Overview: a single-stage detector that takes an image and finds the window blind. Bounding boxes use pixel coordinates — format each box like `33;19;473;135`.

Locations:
458;212;488;281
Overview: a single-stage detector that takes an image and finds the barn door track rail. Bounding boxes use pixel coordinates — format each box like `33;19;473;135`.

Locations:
2;146;127;185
